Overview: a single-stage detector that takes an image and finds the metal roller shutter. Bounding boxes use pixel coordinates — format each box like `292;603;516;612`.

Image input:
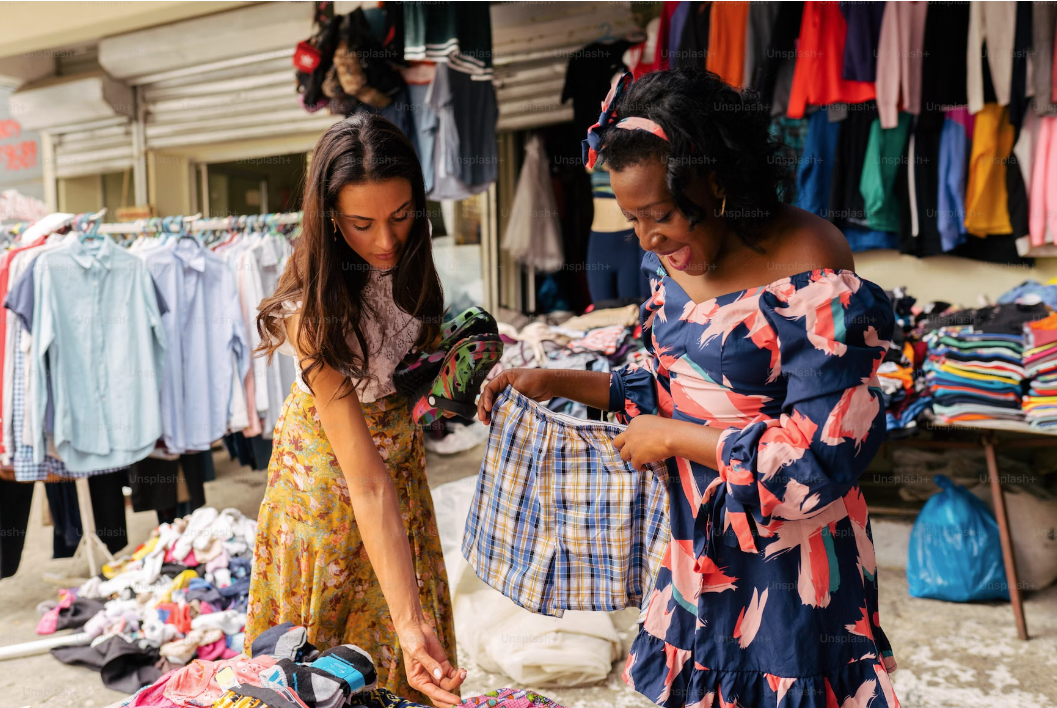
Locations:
50;116;134;179
99;3;338;153
135;50;340;151
490;1;638;132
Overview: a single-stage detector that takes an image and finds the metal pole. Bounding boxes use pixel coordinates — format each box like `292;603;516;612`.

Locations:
984;436;1029;640
132;87;148;205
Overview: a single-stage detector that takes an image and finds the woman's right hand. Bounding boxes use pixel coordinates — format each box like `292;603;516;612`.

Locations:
477;368;554;424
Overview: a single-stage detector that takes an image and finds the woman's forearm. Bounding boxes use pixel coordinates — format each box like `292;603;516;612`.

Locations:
664;418;724;468
310;365;425;633
548;369;613;410
346;479;423;630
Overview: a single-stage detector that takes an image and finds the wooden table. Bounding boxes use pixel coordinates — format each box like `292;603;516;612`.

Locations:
891;419;1056;640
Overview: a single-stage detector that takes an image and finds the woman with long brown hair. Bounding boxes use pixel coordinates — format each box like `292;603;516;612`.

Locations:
247;114;464;707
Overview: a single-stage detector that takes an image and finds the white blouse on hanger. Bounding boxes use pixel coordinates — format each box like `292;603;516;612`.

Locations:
274;267;421;404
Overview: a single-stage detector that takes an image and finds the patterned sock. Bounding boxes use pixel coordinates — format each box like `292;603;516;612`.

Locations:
282;644;377;708
272;625;316;662
230;684;310;708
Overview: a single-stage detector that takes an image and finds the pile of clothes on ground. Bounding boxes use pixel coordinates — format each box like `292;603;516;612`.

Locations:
102;623;568;708
494;304;644;420
38;506;570;707
38;507;257;693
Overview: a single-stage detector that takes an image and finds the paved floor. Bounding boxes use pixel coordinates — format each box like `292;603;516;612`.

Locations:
1;445;1055;708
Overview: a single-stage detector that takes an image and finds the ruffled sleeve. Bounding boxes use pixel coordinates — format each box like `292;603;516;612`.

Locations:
609;357;662;422
716;272;893;527
270;300;302;358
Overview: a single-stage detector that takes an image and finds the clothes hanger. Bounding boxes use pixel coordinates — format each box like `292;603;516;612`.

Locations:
79;208;107;243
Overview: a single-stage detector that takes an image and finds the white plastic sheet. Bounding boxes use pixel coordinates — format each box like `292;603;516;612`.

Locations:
431;476;621;687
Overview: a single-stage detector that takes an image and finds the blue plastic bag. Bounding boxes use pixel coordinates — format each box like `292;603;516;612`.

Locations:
907;474;1010;601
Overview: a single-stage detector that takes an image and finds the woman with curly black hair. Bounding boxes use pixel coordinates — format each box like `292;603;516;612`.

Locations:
479;69;900;708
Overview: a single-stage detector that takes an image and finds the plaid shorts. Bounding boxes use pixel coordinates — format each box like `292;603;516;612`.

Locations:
462;386;669;617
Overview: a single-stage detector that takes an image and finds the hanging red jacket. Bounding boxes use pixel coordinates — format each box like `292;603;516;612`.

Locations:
787;1;876;119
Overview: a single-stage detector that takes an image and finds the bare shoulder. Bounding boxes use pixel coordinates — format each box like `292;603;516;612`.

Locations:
765;206;855;273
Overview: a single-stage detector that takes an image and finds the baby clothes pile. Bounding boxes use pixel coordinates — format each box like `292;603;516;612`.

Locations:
41;507;258;692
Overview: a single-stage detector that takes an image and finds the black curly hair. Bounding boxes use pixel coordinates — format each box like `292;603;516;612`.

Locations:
599;69;795;249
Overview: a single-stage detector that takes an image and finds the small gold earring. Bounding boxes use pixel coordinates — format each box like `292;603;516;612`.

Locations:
720;196;726;218
331;217;338;241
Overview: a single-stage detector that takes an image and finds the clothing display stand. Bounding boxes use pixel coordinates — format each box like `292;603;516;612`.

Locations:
892;418;1057;641
72;477;113;578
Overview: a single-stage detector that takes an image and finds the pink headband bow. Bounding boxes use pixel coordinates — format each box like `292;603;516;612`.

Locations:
582;72;670;169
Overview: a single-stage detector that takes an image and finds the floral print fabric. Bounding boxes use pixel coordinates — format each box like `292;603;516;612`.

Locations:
245;385;457;705
610;251;900;707
460;688;566;707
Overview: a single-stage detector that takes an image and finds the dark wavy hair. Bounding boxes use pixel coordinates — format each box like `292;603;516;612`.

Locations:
599;69;794;248
257;114;444;398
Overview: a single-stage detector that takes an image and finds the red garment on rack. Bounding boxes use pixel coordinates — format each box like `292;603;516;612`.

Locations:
631;1;677;78
0;233;46;455
787;1;876;119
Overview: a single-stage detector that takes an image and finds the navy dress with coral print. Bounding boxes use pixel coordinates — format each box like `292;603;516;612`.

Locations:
610;251;899;708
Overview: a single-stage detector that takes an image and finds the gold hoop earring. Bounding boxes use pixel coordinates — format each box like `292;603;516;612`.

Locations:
331;217;338;241
720;196;726;218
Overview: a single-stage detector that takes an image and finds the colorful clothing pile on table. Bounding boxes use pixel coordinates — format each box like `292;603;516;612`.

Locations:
876;288;933;434
922;303;1051;424
924;326;1027;423
1022;312;1057;429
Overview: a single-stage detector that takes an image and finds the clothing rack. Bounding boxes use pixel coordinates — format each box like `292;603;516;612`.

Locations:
23;209;296;581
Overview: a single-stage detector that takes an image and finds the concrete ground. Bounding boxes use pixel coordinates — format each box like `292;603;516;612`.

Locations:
1;445;1056;708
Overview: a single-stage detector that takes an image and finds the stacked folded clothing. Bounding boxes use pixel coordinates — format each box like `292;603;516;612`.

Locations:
924;326;1026;423
1022;313;1057;429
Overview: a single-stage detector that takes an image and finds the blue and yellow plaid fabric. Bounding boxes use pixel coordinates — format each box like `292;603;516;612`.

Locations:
462;386;669;617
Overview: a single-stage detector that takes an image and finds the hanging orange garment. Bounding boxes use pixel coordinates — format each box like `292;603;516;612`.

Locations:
705;1;749;87
964;103;1015;236
786;1;876;119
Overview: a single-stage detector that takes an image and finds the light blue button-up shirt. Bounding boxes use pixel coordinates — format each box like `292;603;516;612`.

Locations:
146;238;250;453
31;235;167;471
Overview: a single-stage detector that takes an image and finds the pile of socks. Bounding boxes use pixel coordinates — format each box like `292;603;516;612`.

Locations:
1023;313;1057;429
924;326;1026;423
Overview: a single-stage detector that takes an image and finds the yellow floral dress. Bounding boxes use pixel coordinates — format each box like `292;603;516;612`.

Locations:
245;384;457;704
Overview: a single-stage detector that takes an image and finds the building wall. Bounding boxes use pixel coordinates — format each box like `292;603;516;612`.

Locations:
855;250;1057;308
0;2;248;62
148;151;191;218
57;174;99;214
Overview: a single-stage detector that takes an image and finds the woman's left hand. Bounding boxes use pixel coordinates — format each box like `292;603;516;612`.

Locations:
613;415;672;470
399;617;466;708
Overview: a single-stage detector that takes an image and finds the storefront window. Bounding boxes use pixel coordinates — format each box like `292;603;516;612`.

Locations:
203;153;307;218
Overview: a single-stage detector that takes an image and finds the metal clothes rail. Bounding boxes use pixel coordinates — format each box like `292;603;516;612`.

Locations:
96;211;303;235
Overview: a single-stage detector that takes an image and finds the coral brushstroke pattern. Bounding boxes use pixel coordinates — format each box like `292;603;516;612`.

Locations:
612;251;899;707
